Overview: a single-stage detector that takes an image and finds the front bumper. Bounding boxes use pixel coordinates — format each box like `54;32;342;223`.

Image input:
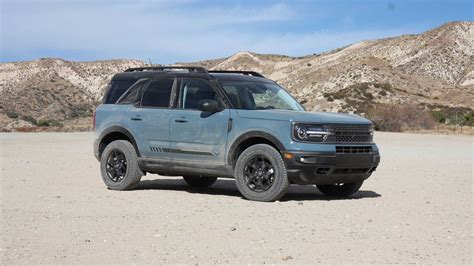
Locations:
283;149;380;185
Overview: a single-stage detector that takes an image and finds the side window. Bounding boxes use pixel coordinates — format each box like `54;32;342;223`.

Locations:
103;79;136;104
179;79;219;110
221;85;241;108
140;78;174;108
116;79;149;104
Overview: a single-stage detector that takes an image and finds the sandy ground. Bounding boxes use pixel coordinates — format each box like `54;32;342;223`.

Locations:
1;132;472;264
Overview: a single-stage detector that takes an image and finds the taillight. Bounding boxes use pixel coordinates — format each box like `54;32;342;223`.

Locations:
92;111;96;130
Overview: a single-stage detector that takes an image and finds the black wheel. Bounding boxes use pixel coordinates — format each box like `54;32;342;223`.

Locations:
317;181;363;197
100;140;143;190
183;175;217;187
234;144;289;202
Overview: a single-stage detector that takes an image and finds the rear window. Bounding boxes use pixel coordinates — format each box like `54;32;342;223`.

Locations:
102;80;136;104
117;79;150;105
140;78;174;108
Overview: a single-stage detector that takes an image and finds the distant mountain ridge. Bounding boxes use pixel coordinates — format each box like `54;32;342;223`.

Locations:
1;21;473;131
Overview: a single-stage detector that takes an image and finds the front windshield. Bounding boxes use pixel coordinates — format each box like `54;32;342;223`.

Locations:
219;81;304;111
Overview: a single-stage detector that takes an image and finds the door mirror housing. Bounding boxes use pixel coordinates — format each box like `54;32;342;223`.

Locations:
198;99;221;113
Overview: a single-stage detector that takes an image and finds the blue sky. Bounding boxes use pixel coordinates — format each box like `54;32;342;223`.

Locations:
1;0;472;63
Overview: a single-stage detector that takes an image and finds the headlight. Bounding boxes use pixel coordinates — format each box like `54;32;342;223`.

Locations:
293;123;330;142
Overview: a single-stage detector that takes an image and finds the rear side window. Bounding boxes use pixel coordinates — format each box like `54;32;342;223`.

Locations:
140;78;174;108
103;80;136;104
117;79;149;105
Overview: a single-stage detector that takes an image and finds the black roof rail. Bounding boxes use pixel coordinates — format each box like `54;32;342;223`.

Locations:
208;70;265;78
125;66;208;73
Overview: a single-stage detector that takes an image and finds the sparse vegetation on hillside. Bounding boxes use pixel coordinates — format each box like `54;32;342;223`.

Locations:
367;104;436;132
323;82;395;114
319;81;474;131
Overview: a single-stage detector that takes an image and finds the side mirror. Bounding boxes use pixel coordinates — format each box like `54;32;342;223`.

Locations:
198;99;221;113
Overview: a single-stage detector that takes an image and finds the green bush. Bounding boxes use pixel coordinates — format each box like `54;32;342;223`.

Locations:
36;120;50;127
50;120;64;127
431;110;446;123
463;111;474;126
36;119;64;127
427;105;474;126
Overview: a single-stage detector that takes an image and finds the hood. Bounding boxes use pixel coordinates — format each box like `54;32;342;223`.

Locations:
235;109;372;124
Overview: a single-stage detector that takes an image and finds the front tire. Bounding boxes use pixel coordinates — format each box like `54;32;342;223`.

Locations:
100;140;143;190
183;175;217;187
234;144;289;202
317;181;363;197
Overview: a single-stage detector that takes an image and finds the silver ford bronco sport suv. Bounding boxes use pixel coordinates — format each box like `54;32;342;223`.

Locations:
93;66;380;202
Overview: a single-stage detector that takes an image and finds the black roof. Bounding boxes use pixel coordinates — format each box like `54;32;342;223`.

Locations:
111;71;156;81
111;66;273;83
209;73;273;83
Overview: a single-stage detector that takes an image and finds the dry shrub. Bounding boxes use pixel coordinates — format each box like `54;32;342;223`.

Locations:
367;104;436;132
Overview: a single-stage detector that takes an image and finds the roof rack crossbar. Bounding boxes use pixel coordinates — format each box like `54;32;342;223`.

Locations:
208;70;265;78
125;66;208;73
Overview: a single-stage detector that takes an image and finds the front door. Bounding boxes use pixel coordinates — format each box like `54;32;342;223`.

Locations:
169;78;230;171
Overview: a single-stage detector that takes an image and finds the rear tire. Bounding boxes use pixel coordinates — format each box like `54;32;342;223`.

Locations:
317;181;363;197
234;144;289;202
100;140;143;190
183;175;217;187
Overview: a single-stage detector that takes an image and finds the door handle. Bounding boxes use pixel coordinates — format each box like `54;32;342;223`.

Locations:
174;119;188;123
131;117;142;121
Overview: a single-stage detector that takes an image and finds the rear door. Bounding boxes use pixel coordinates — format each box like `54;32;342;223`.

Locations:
169;78;230;170
128;77;175;163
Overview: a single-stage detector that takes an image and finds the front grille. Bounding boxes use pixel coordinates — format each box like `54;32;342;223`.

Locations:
329;124;371;132
326;124;373;143
334;133;372;142
336;146;372;153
